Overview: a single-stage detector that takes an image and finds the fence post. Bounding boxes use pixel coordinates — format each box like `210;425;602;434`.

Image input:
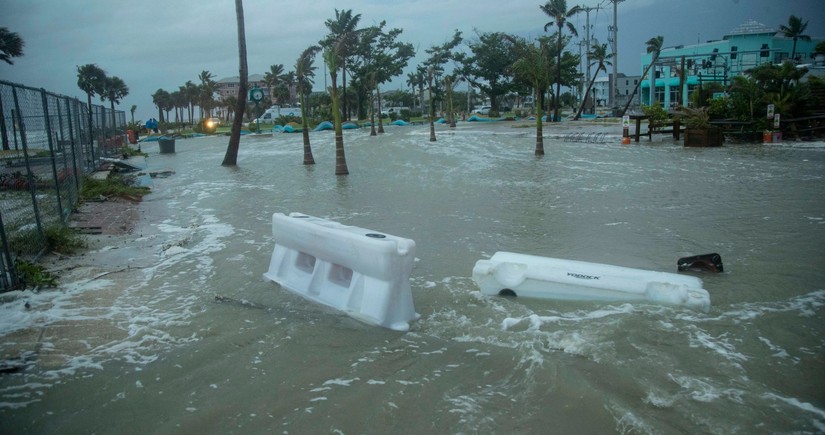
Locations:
11;86;46;251
0;91;9;151
42;89;65;220
65;97;81;196
86;99;96;165
0;210;18;290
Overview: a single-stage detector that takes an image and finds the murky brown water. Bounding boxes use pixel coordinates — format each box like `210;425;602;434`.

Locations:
2;122;824;433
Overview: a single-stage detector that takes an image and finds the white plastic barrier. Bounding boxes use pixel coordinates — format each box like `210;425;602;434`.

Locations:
263;212;419;331
472;252;710;312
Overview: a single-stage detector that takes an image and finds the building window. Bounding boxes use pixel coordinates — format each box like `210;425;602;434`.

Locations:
760;44;769;57
731;46;738;60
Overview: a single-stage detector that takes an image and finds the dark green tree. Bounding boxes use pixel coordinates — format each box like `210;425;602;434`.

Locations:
461;31;519;115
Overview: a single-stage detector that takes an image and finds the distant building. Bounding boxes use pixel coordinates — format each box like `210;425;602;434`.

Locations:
638;19;825;108
591;73;641;109
216;74;268;101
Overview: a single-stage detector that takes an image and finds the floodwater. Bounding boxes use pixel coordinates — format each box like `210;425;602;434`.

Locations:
1;121;824;434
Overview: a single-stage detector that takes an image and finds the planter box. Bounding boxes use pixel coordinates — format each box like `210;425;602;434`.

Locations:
684;127;723;147
158;138;176;154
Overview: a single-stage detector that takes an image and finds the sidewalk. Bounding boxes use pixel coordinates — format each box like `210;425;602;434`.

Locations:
69;198;143;235
68;156;150;235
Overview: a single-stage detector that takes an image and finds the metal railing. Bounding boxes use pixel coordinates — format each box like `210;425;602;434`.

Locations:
0;79;126;291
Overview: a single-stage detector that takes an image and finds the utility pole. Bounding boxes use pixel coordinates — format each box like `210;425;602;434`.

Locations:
608;0;624;113
579;5;599;105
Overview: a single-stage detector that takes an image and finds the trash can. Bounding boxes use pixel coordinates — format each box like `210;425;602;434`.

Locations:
772;131;782;143
158;137;176;154
763;131;773;143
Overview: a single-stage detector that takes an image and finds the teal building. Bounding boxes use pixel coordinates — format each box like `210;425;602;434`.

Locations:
639;19;824;108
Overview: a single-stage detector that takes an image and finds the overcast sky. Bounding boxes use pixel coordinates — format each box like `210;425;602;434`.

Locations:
2;0;823;122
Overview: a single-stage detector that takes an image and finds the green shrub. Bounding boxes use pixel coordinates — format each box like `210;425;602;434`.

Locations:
81;175;149;200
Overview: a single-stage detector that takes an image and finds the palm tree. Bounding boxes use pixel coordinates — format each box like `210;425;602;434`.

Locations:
198;70;217;119
621;35;663;116
406;71;423;110
152;88;169;123
509;36;553;155
324;44;349;175
424;30;463;142
101;76;129;136
574;43;612;120
322;9;362;121
77;64;107;156
295;45;321;165
130;105;136;124
0;27;24;65
264;64;285;105
222;0;248;167
541;0;580;123
183;81;199;125
779;15;810;62
283;71;297;106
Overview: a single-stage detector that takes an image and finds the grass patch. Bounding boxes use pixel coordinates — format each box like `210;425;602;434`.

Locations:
81;174;150;200
44;224;87;255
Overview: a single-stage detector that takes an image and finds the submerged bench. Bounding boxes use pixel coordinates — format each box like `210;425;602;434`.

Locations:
263;212;419;331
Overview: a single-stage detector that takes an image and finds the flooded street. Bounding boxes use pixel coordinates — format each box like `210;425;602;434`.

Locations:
2;121;824;434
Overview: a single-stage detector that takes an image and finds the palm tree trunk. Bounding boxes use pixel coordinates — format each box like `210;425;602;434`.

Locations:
377;86;385;134
332;79;349;175
620;56;657;116
300;91;314;165
428;73;436;142
574;71;599;120
535;90;545;156
86;93;95;158
222;0;247;166
369;86;377;137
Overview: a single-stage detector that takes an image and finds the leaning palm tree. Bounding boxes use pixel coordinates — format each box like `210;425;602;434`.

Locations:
101;76;129;135
509;36;553;156
130;105;136;124
0;27;24;65
621;35;663;116
295;45;321;165
324;43;349;175
574;43;612;120
779;15;810;62
222;0;247;167
541;0;580;123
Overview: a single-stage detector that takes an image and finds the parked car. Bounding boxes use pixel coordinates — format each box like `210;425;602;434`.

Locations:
473;106;492;115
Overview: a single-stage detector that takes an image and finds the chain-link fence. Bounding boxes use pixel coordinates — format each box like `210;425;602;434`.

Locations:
1;79;126;291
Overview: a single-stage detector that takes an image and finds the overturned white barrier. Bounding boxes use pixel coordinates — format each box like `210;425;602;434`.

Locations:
263;212;419;331
472;252;710;312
